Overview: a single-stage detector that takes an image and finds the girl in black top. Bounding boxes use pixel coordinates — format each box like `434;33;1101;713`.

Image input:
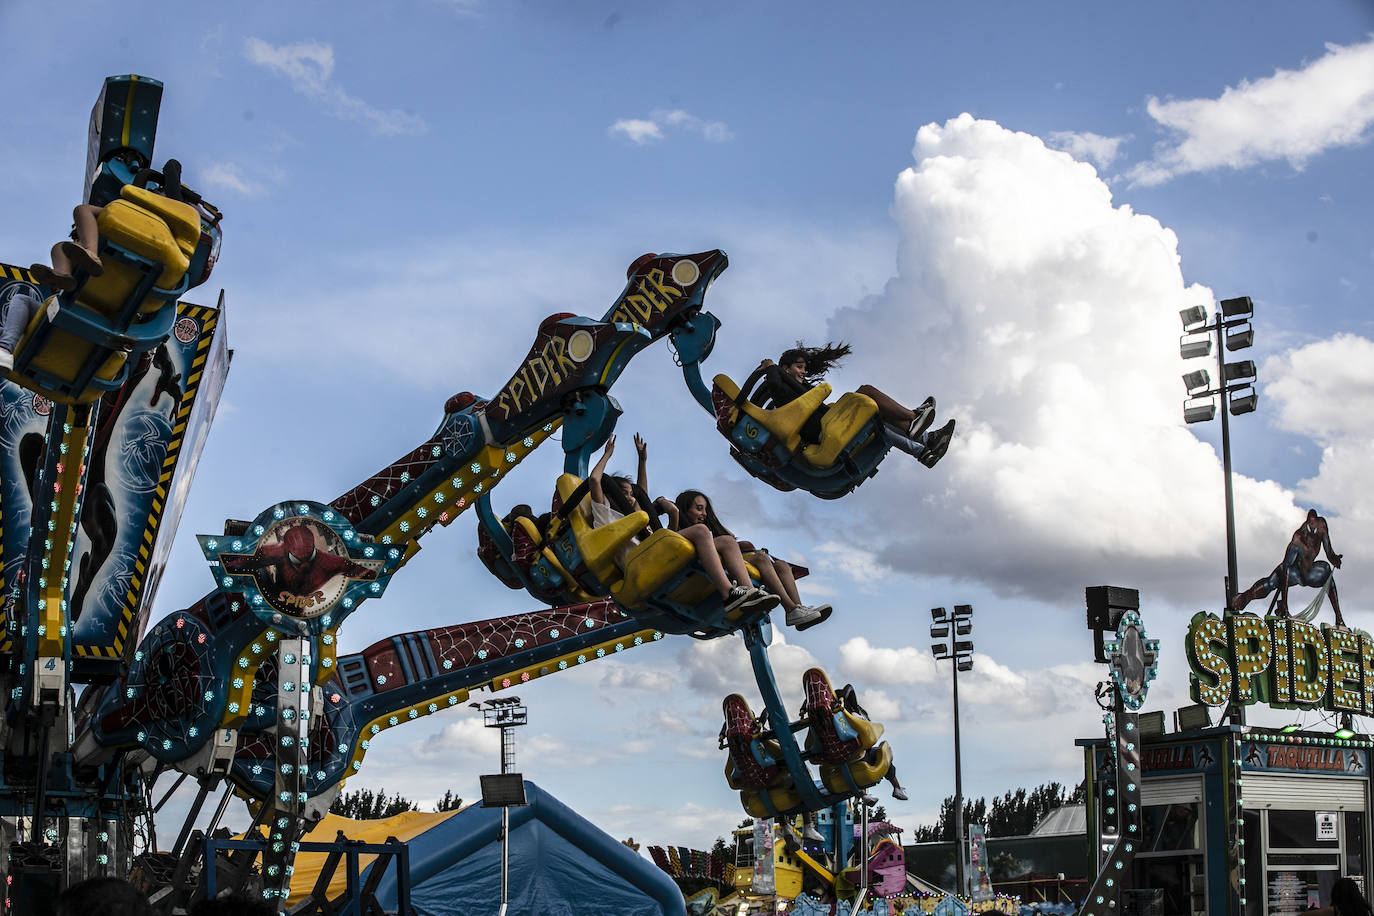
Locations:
748;342;955;468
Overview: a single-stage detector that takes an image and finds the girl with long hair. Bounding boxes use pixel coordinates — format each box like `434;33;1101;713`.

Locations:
672;489;828;630
749;341;955;468
588;435;776;616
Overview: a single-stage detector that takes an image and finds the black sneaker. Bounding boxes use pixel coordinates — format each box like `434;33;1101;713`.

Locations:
724;585;761;613
907;397;936;439
740;587;780;613
919;419;956;468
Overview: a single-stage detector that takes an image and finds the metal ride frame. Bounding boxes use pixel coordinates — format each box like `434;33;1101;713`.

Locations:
1;77;937;912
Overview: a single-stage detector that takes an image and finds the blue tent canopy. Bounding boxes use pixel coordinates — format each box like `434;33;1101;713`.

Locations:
372;780;685;916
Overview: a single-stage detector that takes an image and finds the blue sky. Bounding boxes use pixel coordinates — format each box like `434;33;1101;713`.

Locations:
5;0;1374;853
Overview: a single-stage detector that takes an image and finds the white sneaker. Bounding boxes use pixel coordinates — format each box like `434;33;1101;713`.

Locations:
786;604;823;628
0;348;13;371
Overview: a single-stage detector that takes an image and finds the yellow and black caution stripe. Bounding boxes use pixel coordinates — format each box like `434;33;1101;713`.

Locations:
74;303;221;660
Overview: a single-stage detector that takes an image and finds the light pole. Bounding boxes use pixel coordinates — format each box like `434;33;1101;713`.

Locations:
476;697;528;916
931;605;973;897
1179;296;1258;612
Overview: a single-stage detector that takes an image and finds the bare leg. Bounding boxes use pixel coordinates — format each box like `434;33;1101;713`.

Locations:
72;205;101;255
678;524;733;598
713;535;755;588
857;384;916;426
48;205;104;279
752;552;797;611
769;556;802;607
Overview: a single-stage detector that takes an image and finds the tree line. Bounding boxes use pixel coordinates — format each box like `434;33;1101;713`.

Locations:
328;787;465;820
909;780;1084;842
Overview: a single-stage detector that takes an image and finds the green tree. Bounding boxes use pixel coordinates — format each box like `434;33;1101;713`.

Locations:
329;788;420;820
434;789;463;811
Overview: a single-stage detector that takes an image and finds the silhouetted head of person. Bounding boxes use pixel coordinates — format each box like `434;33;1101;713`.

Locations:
1332;876;1374;916
55;878;154;916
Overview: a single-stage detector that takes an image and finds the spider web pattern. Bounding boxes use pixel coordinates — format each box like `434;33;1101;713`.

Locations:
362;600;627;691
331;437;447;527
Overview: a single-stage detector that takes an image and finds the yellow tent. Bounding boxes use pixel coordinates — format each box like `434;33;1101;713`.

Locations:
244;807;463;904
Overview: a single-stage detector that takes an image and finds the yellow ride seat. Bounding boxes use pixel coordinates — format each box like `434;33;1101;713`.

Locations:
741;785;804;820
553;473;646;590
713;374;831;455
799;391;879;468
819;741;893;794
79;185;200;316
612;528;698;609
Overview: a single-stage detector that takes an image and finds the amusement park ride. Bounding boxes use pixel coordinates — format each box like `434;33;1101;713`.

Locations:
0;76;973;913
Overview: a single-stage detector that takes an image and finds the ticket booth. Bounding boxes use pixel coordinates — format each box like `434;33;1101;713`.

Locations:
1080;726;1371;916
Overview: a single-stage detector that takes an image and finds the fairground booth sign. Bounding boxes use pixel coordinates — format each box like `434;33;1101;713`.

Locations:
1079;512;1372;916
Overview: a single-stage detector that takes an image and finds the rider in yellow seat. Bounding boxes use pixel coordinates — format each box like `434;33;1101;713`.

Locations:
671;489;828;631
750;342;955;469
1;161;201;390
587;434;774;615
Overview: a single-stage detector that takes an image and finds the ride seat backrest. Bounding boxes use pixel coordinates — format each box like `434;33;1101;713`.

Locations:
553;473;646;590
508;515;543;565
802;668;882;765
712;374;832;455
722;695;787;792
799;391;880;469
79;186;199;316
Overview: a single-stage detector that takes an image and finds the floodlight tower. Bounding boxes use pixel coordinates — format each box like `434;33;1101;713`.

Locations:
476;697;528;916
479;696;529;774
1179;296;1258;613
931;605;973;897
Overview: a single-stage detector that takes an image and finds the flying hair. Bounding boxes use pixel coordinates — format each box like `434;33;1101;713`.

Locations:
778;340;853;385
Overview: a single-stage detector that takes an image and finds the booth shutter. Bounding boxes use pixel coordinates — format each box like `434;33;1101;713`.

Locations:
1242;776;1367;810
1142;776;1204;806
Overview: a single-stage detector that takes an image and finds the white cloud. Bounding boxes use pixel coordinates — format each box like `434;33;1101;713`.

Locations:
655;109;734;143
823;113;1303;605
1265;334;1374;441
1128;37;1374;185
838;637;939;686
200;161;264;196
608;118;664;145
677;630;820;705
608;109;733;145
244;38;428;136
1046;130;1127;169
600;664;677;692
1264;334;1374;599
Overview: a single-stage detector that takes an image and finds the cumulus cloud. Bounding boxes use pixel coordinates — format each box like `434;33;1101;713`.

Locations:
608;109;733;145
1129;37;1374;185
1047;130;1127;170
244;38;427;136
1265;335;1374;591
825;113;1302;605
838;637;939;686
